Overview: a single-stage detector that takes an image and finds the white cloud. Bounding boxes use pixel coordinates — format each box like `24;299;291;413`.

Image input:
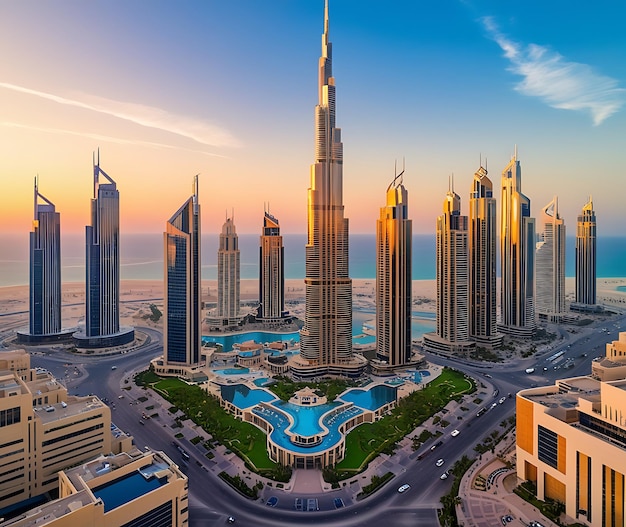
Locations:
0;82;239;147
1;121;227;158
481;17;625;125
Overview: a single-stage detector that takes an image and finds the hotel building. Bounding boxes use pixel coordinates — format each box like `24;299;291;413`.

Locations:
574;197;597;309
0;450;188;527
18;178;70;344
500;150;536;338
423;179;474;355
292;0;367;378
217;215;241;326
75;152;133;348
468;165;502;348
536;196;566;322
374;169;412;369
258;210;286;323
516;332;626;526
0;350;131;513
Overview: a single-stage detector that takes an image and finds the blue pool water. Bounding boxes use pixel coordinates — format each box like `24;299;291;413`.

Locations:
220;384;276;409
213;367;250;375
272;400;340;436
253;377;270;387
203;310;435;351
222;383;397;454
92;470;165;513
339;384;397;411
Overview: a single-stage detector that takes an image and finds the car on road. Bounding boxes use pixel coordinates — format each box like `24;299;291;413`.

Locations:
498;397;506;404
334;498;344;509
227;517;236;524
450;429;460;437
430;440;443;451
397;484;411;493
436;458;445;467
266;496;278;507
440;472;449;480
490;402;497;409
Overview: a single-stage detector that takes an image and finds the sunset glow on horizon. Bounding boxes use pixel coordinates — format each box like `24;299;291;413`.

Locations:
1;0;625;237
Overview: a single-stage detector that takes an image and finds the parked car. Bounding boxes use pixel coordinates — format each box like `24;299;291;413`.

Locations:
436;458;445;467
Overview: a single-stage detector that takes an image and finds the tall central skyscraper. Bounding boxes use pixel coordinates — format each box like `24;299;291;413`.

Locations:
375;169;412;368
259;210;285;322
575;197;597;307
164;176;201;367
29;177;62;337
468;165;502;348
536;196;566;321
500;149;536;337
294;0;366;378
76;152;133;347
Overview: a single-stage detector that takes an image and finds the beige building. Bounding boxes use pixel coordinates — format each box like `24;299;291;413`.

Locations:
0;350;131;512
516;332;626;526
0;450;188;527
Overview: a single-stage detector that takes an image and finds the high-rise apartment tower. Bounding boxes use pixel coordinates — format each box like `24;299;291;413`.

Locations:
536;196;566;321
500;149;536;338
424;179;473;355
575;197;597;307
468;165;502;348
259;210;285;322
217;215;240;324
375;169;412;368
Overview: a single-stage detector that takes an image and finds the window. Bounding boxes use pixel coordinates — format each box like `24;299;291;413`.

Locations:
538;426;558;469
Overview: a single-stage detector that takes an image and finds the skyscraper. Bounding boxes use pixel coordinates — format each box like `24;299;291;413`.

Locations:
500;149;536;338
375;169;412;368
468;165;502;348
217;214;240;325
423;178;473;355
164;176;201;367
27;177;62;339
76;152;133;347
536;196;566;321
575;197;597;307
293;0;366;378
259;210;285;322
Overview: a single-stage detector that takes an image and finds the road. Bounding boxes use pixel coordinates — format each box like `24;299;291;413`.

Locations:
20;311;626;526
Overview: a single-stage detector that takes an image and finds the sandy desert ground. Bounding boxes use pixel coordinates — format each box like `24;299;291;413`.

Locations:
1;277;625;333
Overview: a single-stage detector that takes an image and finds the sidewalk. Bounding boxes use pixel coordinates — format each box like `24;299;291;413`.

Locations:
455;433;559;527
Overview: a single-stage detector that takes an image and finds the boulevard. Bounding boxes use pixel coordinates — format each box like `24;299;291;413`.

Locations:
4;311;623;526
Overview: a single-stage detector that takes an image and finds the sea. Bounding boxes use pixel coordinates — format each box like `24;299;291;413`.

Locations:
1;233;626;287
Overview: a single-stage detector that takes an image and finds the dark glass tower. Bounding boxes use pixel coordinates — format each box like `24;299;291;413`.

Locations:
29;177;61;336
259;211;285;321
575;197;597;306
164;176;201;366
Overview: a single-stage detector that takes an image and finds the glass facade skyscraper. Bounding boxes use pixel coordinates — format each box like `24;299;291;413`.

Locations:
79;152;133;347
29;177;61;336
164;176;201;366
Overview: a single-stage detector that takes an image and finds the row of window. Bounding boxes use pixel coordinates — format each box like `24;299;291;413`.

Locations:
0;407;21;428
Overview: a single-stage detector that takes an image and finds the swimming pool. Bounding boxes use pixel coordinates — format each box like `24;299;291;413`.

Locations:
213;367;250;375
203;310;435;351
220;384;276;409
339;384;397;411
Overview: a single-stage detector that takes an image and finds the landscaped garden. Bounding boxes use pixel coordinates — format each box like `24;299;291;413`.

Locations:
135;366;475;484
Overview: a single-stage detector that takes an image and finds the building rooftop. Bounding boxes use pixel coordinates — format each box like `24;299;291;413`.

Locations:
33;396;107;425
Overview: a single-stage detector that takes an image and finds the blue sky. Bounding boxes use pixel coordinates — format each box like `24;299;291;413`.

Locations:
1;0;624;235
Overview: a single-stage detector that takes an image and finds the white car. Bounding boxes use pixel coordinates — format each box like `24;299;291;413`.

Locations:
397;484;410;493
436;458;445;467
450;429;460;437
440;472;449;480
